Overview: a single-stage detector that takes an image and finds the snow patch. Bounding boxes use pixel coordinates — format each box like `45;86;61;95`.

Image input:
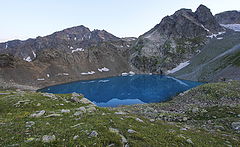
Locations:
74;37;77;40
72;48;84;53
167;61;190;74
37;78;45;81
70;46;73;50
129;71;135;75
121;71;136;76
201;25;210;32
23;56;32;62
98;67;110;72
32;51;36;58
121;73;129;76
217;37;223;40
81;71;95;75
207;31;226;39
57;73;69;76
221;24;240;32
5;43;8;49
47;74;50;77
99;80;110;83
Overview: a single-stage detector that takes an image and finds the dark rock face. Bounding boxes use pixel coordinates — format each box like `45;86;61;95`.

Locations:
215;11;240;24
195;5;223;33
130;5;224;73
0;54;15;68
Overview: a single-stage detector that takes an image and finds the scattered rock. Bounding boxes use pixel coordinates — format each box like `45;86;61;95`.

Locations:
71;96;81;103
36;103;41;106
73;135;79;140
30;110;46;117
75;107;86;113
186;139;194;144
115;111;126;115
74;111;83;116
72;92;81;97
180;128;187;131
136;118;144;123
80;98;95;105
231;122;240;131
192;107;199;113
45;114;62;117
42;93;58;100
109;127;119;133
149;119;155;122
61;109;70;113
14;100;30;106
127;129;136;133
182;117;188;121
89;131;98;137
42;135;56;143
25;121;35;127
86;106;97;112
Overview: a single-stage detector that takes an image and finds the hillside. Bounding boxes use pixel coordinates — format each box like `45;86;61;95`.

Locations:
0;26;136;88
1;81;240;146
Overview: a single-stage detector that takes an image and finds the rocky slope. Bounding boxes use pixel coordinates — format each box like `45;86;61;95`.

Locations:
130;5;224;73
215;10;240;24
171;30;240;82
0;26;136;88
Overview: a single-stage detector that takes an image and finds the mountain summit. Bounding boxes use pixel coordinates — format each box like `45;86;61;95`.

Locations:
130;5;224;73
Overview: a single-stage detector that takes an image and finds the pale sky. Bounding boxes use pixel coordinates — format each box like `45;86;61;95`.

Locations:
0;0;239;42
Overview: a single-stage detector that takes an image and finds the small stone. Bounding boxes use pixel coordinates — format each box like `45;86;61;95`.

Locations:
71;97;81;103
127;129;136;133
109;127;119;133
89;131;98;137
237;114;240;118
115;111;126;115
45;114;62;117
80;98;95;105
136;118;144;123
74;111;83;116
30;110;46;117
149;119;155;122
192;107;199;113
180;128;187;131
182;117;188;121
231;122;240;131
61;109;70;113
87;106;97;112
25;121;35;127
75;107;86;113
42;135;56;143
73;135;79;140
36;103;41;106
42;93;58;100
186;139;194;144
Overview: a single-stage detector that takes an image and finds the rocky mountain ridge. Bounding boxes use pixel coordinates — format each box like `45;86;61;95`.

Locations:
0;26;136;88
215;10;240;24
130;4;224;73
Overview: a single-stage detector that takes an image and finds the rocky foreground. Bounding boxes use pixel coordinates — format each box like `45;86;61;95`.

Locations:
0;81;239;146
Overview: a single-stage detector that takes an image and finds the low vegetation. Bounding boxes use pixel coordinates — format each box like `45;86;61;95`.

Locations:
0;81;240;146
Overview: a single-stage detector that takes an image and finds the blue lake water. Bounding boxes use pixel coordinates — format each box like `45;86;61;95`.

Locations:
38;75;203;107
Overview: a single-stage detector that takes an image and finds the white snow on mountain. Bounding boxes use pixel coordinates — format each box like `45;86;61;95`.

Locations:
221;24;240;32
98;67;110;72
167;61;190;74
23;56;32;62
72;48;84;53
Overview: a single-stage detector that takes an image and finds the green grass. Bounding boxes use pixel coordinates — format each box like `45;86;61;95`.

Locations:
0;90;240;146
